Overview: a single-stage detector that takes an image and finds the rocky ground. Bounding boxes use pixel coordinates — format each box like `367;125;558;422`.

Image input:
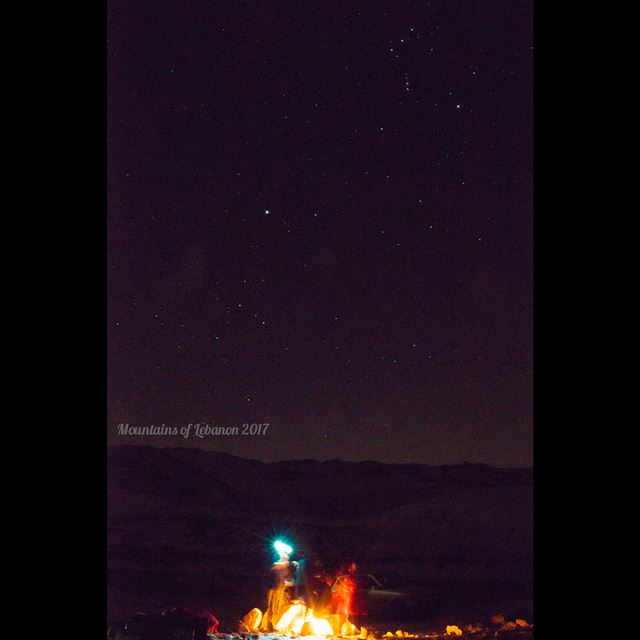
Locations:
108;447;533;639
112;619;533;640
204;623;534;640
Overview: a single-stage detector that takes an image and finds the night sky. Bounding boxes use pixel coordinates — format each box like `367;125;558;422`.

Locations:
107;1;533;467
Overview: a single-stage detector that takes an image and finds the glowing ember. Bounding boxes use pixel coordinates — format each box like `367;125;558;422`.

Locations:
307;615;335;636
274;603;307;635
340;620;359;637
274;604;334;636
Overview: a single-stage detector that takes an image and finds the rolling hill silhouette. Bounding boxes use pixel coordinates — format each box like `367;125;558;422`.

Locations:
108;446;532;625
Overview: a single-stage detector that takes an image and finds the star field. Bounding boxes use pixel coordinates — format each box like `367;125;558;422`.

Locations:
108;0;532;466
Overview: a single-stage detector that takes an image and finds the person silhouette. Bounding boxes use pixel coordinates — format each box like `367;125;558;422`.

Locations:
261;543;297;631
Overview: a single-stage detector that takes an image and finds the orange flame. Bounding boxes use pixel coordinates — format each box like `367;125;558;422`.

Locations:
274;604;334;636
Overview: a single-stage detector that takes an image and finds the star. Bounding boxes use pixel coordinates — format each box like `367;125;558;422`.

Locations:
108;2;532;469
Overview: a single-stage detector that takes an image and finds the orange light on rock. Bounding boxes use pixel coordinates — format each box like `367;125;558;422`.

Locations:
307;614;334;636
340;620;359;636
274;604;334;637
275;603;307;635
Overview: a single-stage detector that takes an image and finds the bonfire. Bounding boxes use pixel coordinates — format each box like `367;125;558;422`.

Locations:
238;540;532;639
241;602;362;638
240;540;365;638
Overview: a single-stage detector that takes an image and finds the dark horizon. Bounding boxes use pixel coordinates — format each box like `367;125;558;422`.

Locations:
108;1;532;469
107;441;532;471
107;441;534;626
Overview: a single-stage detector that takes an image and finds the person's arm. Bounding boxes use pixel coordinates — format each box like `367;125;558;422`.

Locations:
331;576;346;593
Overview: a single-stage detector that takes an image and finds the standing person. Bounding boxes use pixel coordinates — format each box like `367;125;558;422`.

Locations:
331;564;355;630
294;555;308;603
332;561;364;630
309;559;334;613
347;562;366;627
261;542;297;631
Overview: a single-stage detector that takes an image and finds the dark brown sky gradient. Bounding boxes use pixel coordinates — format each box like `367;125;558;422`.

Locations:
107;0;533;467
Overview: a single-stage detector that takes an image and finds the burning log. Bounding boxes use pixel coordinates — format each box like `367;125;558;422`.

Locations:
274;603;308;635
275;603;334;637
242;603;337;637
326;614;342;635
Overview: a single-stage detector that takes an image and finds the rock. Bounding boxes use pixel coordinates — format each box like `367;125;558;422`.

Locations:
341;621;359;636
465;623;484;633
300;622;315;636
240;608;263;633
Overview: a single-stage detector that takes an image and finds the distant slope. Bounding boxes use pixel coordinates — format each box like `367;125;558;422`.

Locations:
108;446;532;623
